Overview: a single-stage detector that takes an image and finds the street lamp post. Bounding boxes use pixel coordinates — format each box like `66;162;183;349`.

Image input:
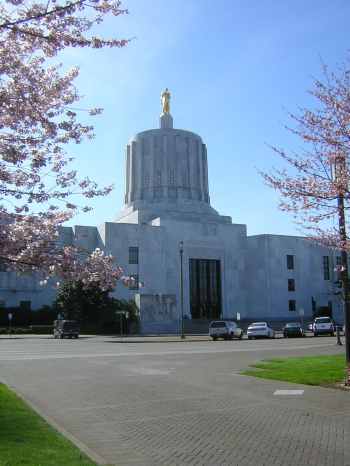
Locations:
179;241;185;339
337;192;350;384
298;307;304;330
335;155;350;385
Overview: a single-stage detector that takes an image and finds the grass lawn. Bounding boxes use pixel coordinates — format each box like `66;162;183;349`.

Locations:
242;354;346;387
0;383;98;466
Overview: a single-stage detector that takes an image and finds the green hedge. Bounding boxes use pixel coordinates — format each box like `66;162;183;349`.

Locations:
0;326;53;335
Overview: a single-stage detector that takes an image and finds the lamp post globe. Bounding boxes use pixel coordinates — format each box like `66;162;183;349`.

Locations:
179;241;185;339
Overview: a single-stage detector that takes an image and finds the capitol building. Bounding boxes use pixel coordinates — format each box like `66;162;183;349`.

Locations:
0;90;344;332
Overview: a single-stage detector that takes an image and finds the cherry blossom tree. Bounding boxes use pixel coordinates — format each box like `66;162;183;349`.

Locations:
261;60;350;384
0;0;130;290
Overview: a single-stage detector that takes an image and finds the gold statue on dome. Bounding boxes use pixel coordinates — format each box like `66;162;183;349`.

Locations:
161;88;171;114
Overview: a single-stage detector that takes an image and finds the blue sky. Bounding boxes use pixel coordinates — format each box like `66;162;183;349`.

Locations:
63;0;350;236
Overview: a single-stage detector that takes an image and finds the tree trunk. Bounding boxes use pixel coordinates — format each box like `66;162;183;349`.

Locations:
337;194;350;385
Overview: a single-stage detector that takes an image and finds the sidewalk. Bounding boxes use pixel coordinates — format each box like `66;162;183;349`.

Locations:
0;333;212;342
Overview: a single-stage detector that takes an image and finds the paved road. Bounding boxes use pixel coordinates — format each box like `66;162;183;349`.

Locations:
0;335;349;466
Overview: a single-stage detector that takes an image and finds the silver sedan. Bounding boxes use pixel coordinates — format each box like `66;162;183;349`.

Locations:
247;322;275;339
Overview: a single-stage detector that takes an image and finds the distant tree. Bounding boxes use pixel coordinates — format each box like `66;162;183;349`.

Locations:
0;0;130;290
54;280;139;331
54;280;111;321
260;59;350;384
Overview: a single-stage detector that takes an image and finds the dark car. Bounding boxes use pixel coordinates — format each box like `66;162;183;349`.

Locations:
53;320;79;339
283;322;305;338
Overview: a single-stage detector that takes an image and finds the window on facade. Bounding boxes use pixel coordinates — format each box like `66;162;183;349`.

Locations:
323;256;330;280
311;296;316;313
0;258;7;272
328;301;333;316
288;300;296;312
129;274;139;290
288;279;295;292
286;255;294;270
128;247;139;264
336;256;342;266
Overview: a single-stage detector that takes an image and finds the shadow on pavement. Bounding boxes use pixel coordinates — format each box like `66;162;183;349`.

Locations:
102;338;253;344
103;338;209;344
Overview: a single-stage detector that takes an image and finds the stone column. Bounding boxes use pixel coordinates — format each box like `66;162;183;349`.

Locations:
197;139;204;201
125;144;130;204
136;139;143;200
130;141;136;202
162;134;168;199
189;138;197;200
150;135;155;200
202;144;209;203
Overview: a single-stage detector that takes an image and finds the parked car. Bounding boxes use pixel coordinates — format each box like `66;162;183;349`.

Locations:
283;322;305;338
312;317;334;336
247;322;275;339
209;320;243;340
53;320;80;339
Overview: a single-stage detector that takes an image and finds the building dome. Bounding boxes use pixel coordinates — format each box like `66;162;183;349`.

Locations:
118;90;228;224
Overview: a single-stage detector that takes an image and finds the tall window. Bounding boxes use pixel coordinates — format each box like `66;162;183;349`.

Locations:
288;300;296;312
129;247;139;264
288;279;295;292
286;255;294;270
129;274;139;290
323;256;330;280
189;259;221;320
336;256;342;266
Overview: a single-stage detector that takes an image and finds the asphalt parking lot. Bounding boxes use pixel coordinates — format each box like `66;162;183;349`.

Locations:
0;335;349;466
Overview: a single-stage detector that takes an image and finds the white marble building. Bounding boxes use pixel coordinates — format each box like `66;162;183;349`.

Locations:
0;94;345;331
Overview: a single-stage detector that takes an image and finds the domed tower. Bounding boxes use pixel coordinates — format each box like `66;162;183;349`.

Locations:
117;89;230;224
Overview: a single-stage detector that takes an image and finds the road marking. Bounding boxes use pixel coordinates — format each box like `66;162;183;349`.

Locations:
126;367;171;375
0;343;338;361
274;390;304;395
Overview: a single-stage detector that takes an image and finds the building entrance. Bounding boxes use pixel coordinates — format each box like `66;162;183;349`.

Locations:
189;259;222;320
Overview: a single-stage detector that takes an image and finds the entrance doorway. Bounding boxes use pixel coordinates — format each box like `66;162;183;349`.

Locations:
189;259;222;320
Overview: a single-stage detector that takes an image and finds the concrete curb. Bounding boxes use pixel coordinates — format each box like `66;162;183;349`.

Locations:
0;377;109;466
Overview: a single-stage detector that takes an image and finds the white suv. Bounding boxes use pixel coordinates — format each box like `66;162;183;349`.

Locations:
313;317;334;336
209;321;243;340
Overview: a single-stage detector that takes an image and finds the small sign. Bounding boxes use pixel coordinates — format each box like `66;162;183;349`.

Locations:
298;308;305;316
8;313;13;321
236;312;241;321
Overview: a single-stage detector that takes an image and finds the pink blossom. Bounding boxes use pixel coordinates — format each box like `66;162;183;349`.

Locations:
0;0;129;291
260;58;350;252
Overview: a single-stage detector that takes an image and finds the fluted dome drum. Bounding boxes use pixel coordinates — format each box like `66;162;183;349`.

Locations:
118;90;226;224
125;125;210;206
